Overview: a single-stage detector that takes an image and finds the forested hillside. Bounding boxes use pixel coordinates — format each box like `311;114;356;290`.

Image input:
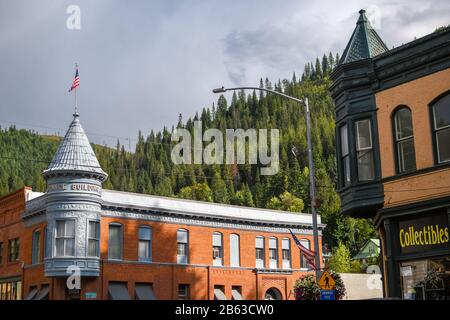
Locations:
0;53;376;256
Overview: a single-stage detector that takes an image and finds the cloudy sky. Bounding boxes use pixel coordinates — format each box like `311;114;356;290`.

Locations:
0;0;449;148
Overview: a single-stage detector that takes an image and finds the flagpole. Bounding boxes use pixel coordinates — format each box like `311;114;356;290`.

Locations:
74;87;78;115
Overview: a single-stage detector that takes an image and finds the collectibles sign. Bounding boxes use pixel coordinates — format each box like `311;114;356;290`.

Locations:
398;212;450;255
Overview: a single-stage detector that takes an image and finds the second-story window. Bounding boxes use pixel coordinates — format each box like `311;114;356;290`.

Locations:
108;224;123;260
255;236;265;268
230;233;240;267
340;124;350;186
55;220;75;257
31;229;41;264
269;237;278;269
0;242;3;264
8;238;20;262
88;221;100;257
177;229;188;264
300;239;311;269
138;226;152;262
393;107;416;173
281;238;291;269
212;232;223;266
431;93;450;163
355;119;375;181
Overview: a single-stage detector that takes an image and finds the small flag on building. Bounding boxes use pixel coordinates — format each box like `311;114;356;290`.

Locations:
68;64;80;92
289;229;316;270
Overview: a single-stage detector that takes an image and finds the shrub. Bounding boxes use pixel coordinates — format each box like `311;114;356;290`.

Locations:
293;272;346;300
294;274;320;300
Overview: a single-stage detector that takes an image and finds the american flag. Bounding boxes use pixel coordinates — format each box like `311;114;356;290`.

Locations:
68;65;80;92
289;229;316;269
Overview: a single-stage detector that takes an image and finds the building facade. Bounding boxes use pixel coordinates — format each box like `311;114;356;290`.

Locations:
0;112;323;300
331;10;450;299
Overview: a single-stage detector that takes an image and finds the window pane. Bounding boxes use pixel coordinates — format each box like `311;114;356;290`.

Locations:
282;239;290;250
269;238;277;249
230;234;240;267
433;95;450;129
356;120;372;150
109;225;122;259
397;138;416;172
255;237;264;248
56;221;65;237
437;128;450;163
177;243;186;256
340;125;349;155
88;239;98;257
212;233;222;246
343;156;351;185
55;238;64;256
357;150;375;181
139;241;150;260
32;231;40;264
177;230;188;243
89;222;99;239
395;108;413;139
65;239;75;256
65;221;75;237
139;227;151;240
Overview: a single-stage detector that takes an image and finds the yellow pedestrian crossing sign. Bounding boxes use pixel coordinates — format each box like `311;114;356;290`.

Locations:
318;270;335;290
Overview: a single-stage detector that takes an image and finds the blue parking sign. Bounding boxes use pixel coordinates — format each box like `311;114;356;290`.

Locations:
320;290;335;300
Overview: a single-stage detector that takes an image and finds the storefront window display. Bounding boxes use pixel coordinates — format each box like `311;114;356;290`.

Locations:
400;257;450;300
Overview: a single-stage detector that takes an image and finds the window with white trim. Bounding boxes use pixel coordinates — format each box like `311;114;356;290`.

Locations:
269;237;278;269
177;229;188;264
212;232;223;266
281;238;291;269
340;124;351;186
139;226;152;262
55;220;75;257
355;119;375;181
88;221;100;257
230;234;240;267
255;236;265;268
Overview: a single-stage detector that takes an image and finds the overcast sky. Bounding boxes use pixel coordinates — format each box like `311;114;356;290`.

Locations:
0;0;449;148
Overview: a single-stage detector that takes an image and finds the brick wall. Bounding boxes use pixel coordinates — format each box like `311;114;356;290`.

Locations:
375;68;450;207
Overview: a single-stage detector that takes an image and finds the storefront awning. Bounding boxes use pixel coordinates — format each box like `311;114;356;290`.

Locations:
232;288;243;300
214;288;227;300
108;282;131;300
135;284;156;300
35;285;49;300
25;287;38;300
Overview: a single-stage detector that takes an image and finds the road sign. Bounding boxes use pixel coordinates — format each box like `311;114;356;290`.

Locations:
318;270;335;290
320;290;335;300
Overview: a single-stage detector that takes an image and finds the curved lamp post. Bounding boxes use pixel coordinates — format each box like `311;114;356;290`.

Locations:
212;86;321;280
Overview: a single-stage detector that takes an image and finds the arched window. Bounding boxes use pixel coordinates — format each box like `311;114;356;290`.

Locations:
281;238;291;269
138;226;152;262
393;107;416;173
300;239;311;269
177;229;189;264
269;237;278;269
212;232;223;266
230;234;240;267
431;93;450;163
255;236;265;268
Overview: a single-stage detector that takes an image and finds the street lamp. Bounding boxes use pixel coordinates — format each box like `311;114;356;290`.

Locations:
212;86;322;280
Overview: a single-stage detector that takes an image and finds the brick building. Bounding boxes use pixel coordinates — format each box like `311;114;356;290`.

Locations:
331;10;450;299
0;112;323;300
